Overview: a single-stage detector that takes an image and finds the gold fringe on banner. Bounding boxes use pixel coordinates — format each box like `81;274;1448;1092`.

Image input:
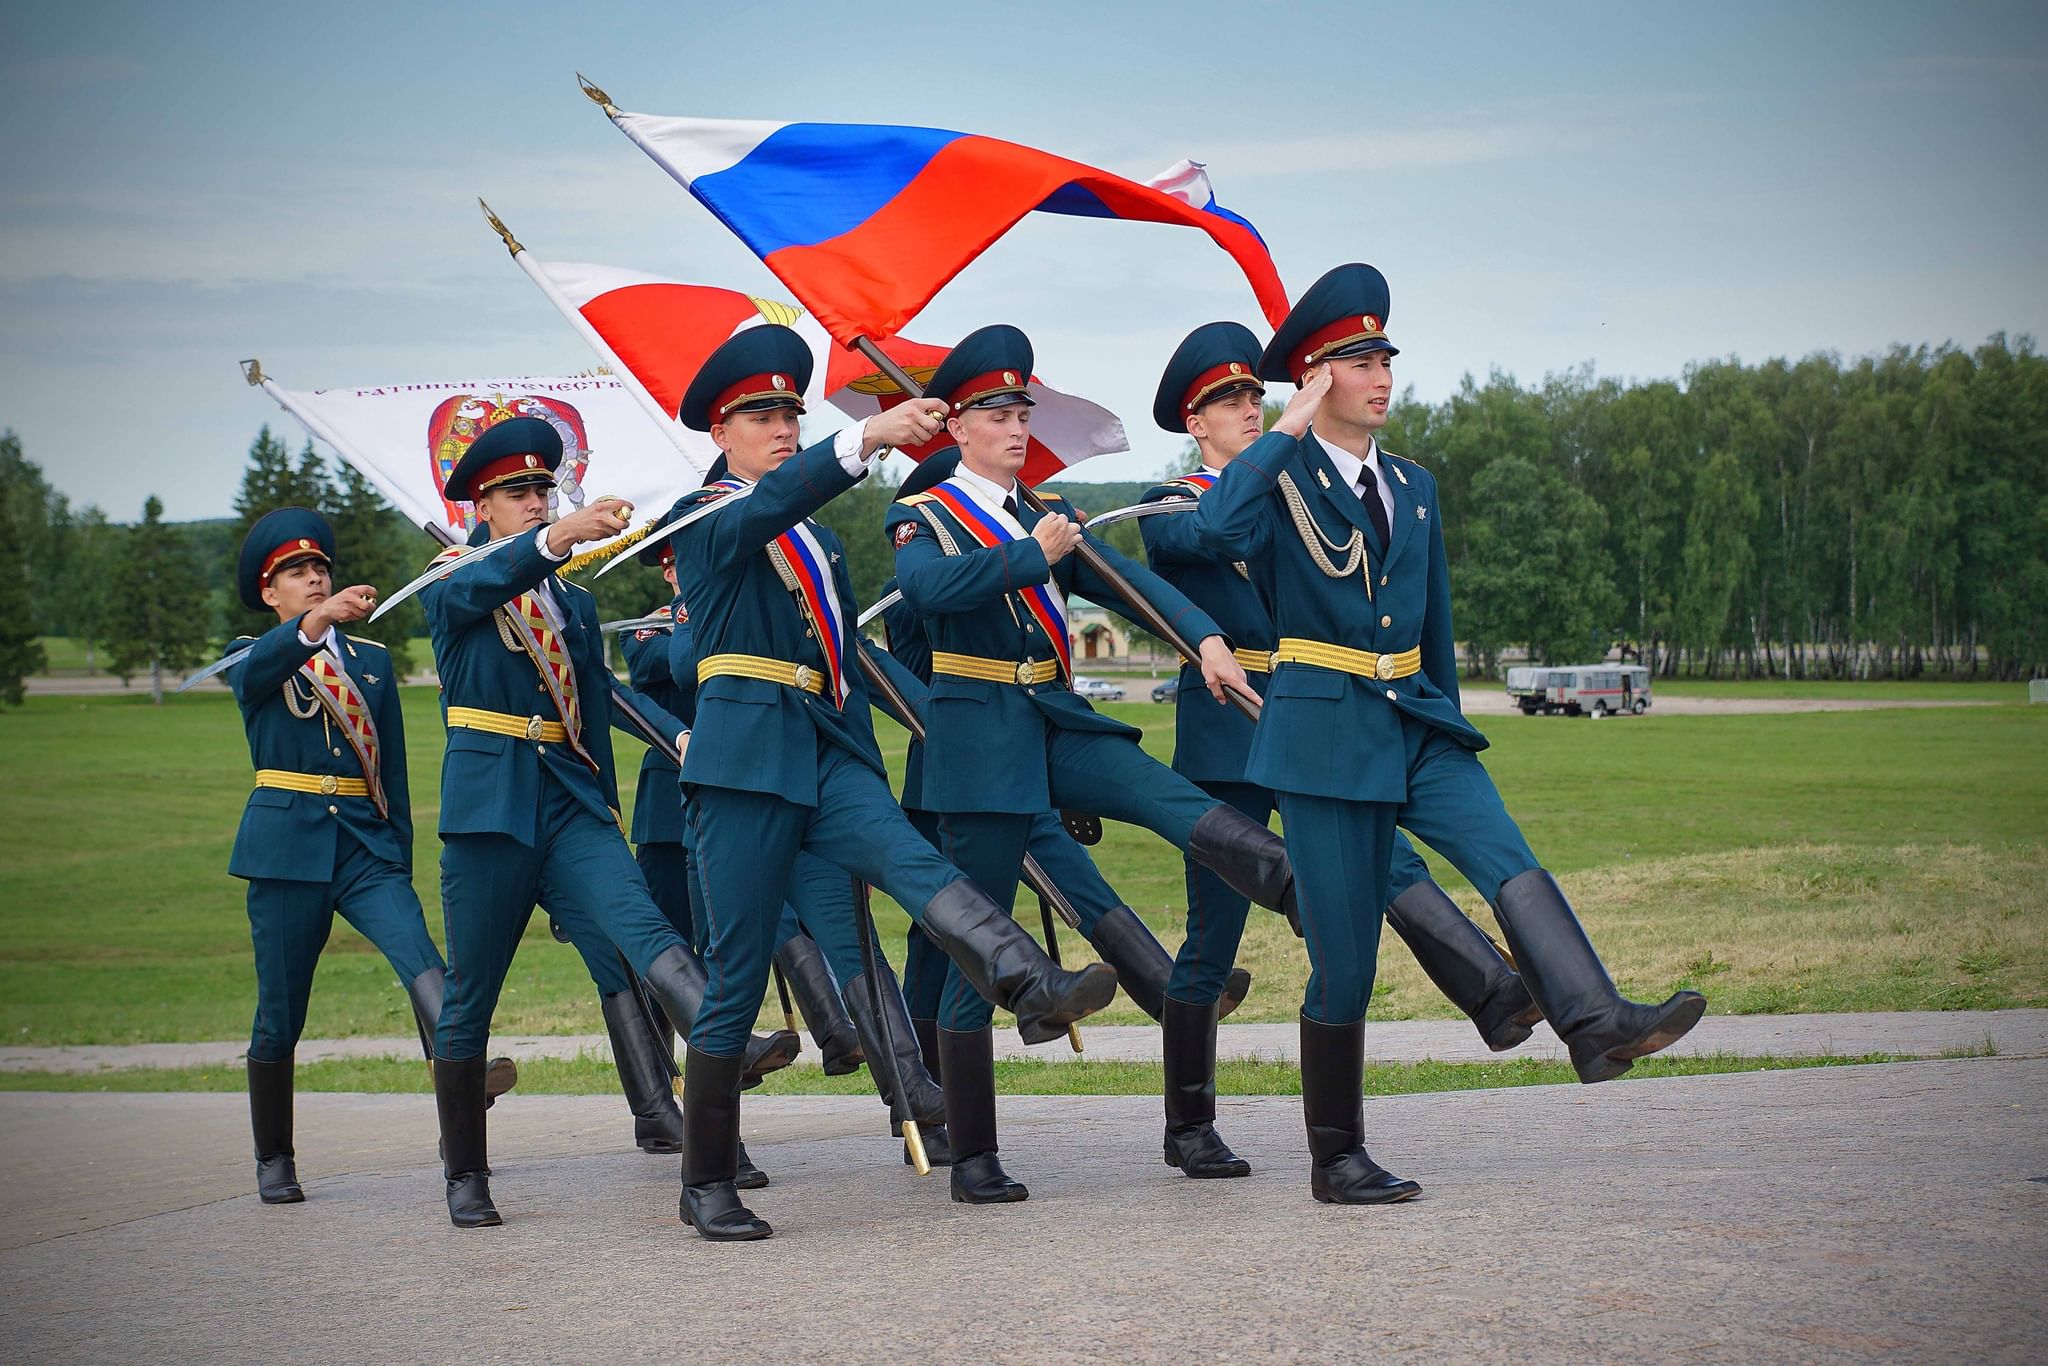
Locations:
561;519;655;576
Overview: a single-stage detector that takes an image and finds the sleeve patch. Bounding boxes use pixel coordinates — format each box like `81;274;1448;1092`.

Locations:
893;521;919;548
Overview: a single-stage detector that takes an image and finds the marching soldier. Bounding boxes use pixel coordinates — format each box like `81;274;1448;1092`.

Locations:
1141;322;1547;1164
662;325;1115;1240
1183;265;1706;1204
885;325;1302;1197
418;416;794;1230
224;507;513;1203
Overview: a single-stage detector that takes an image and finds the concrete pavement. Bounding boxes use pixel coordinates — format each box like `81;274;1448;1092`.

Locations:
8;1008;2043;1074
3;1057;2044;1361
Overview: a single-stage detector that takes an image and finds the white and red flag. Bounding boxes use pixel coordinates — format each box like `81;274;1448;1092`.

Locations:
508;251;1128;488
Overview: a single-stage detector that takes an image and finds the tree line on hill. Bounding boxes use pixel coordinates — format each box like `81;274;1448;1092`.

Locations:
2;332;2041;707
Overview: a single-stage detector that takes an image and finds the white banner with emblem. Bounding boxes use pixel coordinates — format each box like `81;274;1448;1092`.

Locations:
252;369;715;539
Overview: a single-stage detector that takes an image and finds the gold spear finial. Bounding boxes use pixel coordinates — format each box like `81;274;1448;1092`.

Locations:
478;198;522;256
240;358;265;386
577;73;619;117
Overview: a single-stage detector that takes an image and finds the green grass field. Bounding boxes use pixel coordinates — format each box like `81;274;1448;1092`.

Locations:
1;688;2043;1046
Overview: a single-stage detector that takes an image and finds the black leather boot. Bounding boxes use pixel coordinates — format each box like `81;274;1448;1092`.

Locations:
1219;967;1253;1020
841;961;949;1153
247;1056;304;1204
1085;904;1172;1021
1385;881;1543;1052
1187;805;1300;931
909;1016;953;1167
938;1026;1027;1203
734;1141;768;1190
1162;996;1249;1178
679;1044;772;1241
777;935;864;1076
1299;1014;1419;1205
433;1054;501;1227
1494;870;1706;1083
599;990;686;1153
407;968;518;1104
918;879;1117;1045
639;944;801;1088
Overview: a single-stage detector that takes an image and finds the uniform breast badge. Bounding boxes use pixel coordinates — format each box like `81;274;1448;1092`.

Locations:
1315;469;1331;489
1418;506;1428;520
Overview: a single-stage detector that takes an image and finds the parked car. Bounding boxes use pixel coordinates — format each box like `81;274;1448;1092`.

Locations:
1072;674;1125;702
1150;675;1186;703
1505;664;1651;716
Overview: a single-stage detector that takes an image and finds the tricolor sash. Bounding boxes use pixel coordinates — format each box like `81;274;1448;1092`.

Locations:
925;478;1073;679
299;649;388;818
431;543;600;771
705;477;852;706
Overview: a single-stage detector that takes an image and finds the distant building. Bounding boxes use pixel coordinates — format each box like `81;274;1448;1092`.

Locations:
1067;596;1133;662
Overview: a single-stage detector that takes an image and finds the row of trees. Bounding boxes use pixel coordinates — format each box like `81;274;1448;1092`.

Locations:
5;332;2042;706
1380;334;2047;679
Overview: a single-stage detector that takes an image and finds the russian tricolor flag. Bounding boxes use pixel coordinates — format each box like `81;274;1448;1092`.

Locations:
525;258;1128;485
607;110;1291;346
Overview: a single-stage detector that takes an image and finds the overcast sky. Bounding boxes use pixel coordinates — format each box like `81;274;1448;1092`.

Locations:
3;1;2044;519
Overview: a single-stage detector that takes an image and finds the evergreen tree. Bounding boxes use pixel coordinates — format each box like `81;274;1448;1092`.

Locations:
105;496;213;704
0;438;43;705
325;462;420;676
230;428;331;639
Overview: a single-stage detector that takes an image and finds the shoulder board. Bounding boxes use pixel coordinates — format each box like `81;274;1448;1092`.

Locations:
344;634;386;650
431;544;466;564
1036;490;1070;506
893;492;937;508
230;635;256;646
681;484;736;506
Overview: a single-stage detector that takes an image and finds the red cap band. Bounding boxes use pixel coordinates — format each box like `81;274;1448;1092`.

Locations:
947;368;1029;412
1293;313;1387;381
712;372;803;421
1182;360;1263;414
260;537;329;584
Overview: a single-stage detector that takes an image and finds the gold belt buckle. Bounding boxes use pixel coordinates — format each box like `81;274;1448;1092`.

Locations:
318;774;339;796
1376;654;1396;681
525;715;545;740
1268;650;1283;672
1014;661;1035;685
793;665;818;692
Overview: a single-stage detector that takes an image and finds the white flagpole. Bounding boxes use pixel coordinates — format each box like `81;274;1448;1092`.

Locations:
478;201;709;481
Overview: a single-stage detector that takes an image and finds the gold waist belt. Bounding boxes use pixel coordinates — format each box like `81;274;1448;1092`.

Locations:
697;653;827;695
1232;648;1273;674
254;769;369;798
446;706;569;743
1269;639;1423;682
931;653;1061;686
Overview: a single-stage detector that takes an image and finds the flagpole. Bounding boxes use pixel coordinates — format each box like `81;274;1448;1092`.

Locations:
846;341;1262;724
477;201;710;480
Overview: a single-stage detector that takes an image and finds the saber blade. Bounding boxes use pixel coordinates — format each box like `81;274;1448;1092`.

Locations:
1084;500;1193;531
594;485;757;579
370;533;524;622
854;588;903;630
176;644;255;693
600;614;673;635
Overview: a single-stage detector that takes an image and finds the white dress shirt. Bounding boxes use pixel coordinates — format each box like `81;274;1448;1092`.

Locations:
1313;431;1396;531
948;462;1029;536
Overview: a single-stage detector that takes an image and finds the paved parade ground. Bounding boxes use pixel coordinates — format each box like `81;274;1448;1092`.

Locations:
4;1055;2043;1362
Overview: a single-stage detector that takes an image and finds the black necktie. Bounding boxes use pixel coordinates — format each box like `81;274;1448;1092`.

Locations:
1357;464;1390;550
1002;495;1020;520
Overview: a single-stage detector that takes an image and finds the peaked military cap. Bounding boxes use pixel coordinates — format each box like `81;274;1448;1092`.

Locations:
924;325;1035;414
237;506;336;610
679;324;811;432
1259;263;1400;384
895;447;963;500
1154;321;1266;432
442;416;563;503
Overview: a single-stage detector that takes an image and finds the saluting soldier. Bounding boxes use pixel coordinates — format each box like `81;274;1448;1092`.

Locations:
1141;324;1546;1148
418;417;792;1230
662;325;1115;1241
886;325;1302;1197
224;508;512;1204
1184;265;1706;1205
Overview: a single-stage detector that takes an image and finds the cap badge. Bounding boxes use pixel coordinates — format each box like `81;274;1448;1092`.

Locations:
523;455;538;469
1228;362;1243;375
772;374;787;391
1364;315;1380;332
1003;371;1019;385
297;538;311;550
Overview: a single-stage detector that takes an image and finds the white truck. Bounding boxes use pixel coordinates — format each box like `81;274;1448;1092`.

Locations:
1504;664;1652;716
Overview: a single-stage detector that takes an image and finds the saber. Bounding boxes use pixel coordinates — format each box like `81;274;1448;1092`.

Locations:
368;533;525;622
620;949;684;1099
855;589;902;631
1035;890;1085;1054
594;485;757;579
176;644;255;693
601;614;674;635
853;876;929;1175
849;338;1262;724
1084;500;1194;531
